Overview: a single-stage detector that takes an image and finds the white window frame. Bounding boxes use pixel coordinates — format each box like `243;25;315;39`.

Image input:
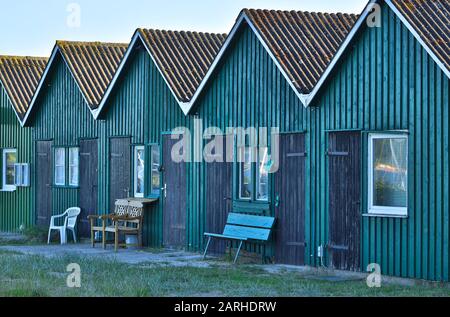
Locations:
238;146;253;200
150;145;160;196
54;147;66;186
14;163;30;187
368;133;408;217
134;146;145;198
2;149;17;191
68;147;79;187
256;147;269;202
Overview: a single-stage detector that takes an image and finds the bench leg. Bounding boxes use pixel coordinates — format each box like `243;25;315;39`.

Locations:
102;230;106;250
233;241;244;264
203;236;212;259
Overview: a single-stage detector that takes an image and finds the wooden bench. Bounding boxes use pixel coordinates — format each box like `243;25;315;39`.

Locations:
88;200;144;252
203;213;275;264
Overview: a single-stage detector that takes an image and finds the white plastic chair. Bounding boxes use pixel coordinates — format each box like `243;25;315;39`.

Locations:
47;207;81;245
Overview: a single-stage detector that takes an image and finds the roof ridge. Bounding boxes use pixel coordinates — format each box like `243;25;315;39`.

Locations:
138;27;227;37
0;55;48;61
56;40;128;47
242;8;359;17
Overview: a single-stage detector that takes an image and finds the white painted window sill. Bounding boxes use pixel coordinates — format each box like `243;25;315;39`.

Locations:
363;213;408;219
0;188;17;193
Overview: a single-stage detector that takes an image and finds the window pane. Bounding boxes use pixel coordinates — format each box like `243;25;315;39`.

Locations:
55;148;65;166
151;145;160;195
6;166;15;185
69;167;79;186
69;148;79;186
55;166;65;185
5;151;17;186
239;147;252;199
373;137;408;208
257;147;269;201
55;148;65;185
135;148;145;196
69;148;79;165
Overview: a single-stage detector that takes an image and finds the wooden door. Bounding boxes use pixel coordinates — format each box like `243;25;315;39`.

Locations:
328;132;361;271
162;134;187;248
109;137;131;213
79;139;98;237
36;140;52;226
205;134;233;254
274;133;306;265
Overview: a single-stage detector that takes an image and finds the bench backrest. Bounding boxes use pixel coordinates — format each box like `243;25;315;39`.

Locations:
127;201;144;225
113;200;144;227
223;213;275;241
115;200;129;216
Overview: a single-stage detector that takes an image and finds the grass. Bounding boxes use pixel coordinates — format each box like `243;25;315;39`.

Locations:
0;226;48;246
0;252;449;297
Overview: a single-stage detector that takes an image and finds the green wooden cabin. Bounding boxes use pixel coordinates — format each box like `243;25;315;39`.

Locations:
303;0;450;282
188;0;450;281
96;28;225;247
0;56;46;233
23;41;127;236
186;9;357;264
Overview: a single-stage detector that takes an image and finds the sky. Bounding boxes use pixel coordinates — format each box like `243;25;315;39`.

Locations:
0;0;367;57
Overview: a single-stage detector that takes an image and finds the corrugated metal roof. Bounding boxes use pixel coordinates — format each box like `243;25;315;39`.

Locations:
56;41;128;109
0;56;47;119
390;0;450;73
137;29;227;102
244;9;358;94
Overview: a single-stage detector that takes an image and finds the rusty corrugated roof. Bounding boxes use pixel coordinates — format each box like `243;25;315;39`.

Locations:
56;41;128;109
137;29;227;102
390;0;450;72
243;9;358;94
0;56;47;119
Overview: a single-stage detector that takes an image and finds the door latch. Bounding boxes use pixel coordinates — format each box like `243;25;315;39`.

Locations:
161;184;167;198
275;194;280;208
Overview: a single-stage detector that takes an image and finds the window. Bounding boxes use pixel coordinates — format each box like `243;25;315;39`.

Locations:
256;147;269;201
69;148;79;186
150;145;161;196
238;146;253;200
368;134;408;216
2;149;17;191
134;146;145;198
14;163;30;187
54;148;66;186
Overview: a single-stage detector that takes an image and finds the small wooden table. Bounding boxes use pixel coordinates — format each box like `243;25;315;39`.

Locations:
118;198;158;205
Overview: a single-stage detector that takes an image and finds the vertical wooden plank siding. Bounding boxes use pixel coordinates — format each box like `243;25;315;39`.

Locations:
193;5;449;281
307;4;449;281
194;25;307;257
0;86;33;232
29;46;190;248
102;46;190;248
3;3;447;282
31;54;101;223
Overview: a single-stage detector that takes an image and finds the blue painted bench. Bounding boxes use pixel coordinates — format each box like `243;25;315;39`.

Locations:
203;213;276;264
